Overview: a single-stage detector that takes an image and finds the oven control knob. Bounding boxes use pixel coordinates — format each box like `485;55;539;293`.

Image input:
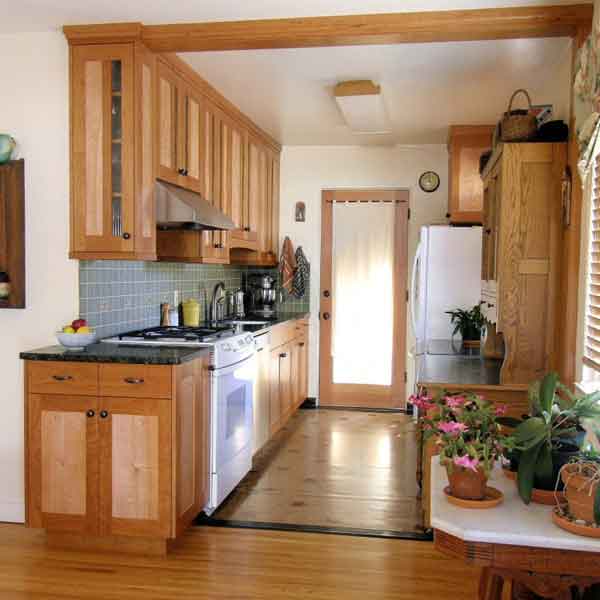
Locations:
245;335;253;344
223;343;232;352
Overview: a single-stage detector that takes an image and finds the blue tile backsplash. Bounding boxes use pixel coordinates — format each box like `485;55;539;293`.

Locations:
79;261;309;339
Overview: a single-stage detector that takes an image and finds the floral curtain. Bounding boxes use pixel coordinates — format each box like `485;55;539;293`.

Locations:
575;2;600;183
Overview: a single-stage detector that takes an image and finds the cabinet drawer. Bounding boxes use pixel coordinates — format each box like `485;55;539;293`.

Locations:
28;361;99;396
99;364;172;398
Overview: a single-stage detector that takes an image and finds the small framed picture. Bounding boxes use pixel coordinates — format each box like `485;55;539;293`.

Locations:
295;202;306;222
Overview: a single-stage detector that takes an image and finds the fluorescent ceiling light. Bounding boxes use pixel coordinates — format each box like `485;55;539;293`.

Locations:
334;80;391;135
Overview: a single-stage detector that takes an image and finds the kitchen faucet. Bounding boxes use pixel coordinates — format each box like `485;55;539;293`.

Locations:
210;281;226;324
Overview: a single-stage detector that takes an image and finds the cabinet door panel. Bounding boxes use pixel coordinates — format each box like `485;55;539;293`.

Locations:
182;86;203;193
156;60;181;185
71;44;135;254
269;349;282;434
174;358;210;535
134;45;156;258
254;343;271;453
28;394;99;534
279;343;292;424
99;397;171;538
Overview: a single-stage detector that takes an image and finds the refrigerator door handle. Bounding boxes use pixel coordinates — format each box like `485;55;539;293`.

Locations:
410;240;422;337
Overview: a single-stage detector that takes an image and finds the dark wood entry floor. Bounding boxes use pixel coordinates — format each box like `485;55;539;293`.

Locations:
213;409;423;533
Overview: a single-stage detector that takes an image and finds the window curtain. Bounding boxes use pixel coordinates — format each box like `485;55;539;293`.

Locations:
574;6;600;183
331;202;395;386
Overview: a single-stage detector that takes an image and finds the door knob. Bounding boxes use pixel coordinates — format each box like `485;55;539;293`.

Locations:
100;410;109;419
322;312;330;320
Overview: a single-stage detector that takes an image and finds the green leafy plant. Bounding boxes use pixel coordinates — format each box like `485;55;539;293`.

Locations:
445;303;485;342
410;390;514;477
502;372;600;504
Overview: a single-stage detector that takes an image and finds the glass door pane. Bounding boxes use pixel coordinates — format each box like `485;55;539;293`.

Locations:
331;202;395;385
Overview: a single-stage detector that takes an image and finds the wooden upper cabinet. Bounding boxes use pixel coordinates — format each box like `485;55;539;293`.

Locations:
156;60;203;194
27;393;99;534
156;59;180;184
447;125;494;224
70;43;156;260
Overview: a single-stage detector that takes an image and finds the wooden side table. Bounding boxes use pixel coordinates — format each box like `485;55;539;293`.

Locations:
430;461;600;599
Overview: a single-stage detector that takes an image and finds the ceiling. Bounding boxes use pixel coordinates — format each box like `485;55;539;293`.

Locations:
183;37;572;145
1;1;579;146
0;0;591;33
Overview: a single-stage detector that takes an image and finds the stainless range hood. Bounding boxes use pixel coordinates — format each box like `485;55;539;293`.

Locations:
155;180;235;231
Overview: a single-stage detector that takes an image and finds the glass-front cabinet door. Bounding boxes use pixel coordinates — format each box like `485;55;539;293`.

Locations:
70;44;135;255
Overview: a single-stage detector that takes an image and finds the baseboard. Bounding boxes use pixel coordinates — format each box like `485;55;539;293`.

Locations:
299;397;318;409
0;500;25;524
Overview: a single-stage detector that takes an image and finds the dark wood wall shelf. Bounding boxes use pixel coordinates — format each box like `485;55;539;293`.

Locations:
0;159;25;308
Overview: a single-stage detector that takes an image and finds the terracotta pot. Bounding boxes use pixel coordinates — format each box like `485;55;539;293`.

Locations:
446;464;488;500
561;464;599;524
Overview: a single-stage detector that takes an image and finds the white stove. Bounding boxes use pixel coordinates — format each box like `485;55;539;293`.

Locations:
103;325;256;369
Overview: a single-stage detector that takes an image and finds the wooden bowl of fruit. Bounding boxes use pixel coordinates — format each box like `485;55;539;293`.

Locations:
56;319;96;349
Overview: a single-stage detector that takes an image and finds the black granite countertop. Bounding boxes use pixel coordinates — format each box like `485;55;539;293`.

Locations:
20;343;211;365
415;339;502;386
417;353;502;386
20;312;310;365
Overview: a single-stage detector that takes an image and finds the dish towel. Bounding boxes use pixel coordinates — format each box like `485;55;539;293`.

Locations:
292;246;310;299
279;236;297;294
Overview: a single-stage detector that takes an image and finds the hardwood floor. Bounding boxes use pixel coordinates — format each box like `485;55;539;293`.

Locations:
214;409;423;532
0;523;479;599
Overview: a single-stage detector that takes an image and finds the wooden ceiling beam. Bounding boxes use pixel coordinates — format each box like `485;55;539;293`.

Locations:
140;5;593;52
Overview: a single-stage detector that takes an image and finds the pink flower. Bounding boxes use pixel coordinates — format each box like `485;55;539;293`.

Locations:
438;421;469;436
453;455;480;472
408;394;434;410
494;404;508;416
445;395;466;409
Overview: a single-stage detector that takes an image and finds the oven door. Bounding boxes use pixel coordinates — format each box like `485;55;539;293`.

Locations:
209;355;255;510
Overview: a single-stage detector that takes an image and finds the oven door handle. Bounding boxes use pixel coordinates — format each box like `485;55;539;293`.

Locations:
210;355;256;378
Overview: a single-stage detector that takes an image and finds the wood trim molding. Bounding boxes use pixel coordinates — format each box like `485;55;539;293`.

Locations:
63;23;143;45
140;5;593;52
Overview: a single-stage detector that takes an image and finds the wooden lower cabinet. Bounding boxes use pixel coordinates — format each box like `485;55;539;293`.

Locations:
253;342;271;453
25;356;210;553
263;319;309;437
28;393;99;534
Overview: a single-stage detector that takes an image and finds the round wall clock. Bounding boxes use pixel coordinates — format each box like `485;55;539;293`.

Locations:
418;171;440;193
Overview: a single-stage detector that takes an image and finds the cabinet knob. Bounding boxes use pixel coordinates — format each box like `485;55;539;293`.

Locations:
446;213;451;219
52;375;73;382
279;352;288;359
485;228;492;234
123;232;131;240
214;243;224;249
299;342;305;347
323;290;330;298
487;303;494;308
322;312;330;320
124;377;145;385
86;409;95;418
178;168;185;175
100;410;109;419
244;227;251;232
183;169;189;176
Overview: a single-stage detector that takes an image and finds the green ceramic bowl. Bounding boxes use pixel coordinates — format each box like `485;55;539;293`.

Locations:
0;134;16;164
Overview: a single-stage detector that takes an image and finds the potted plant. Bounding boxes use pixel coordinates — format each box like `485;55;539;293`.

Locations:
559;451;600;526
411;391;513;501
446;303;485;346
499;372;600;504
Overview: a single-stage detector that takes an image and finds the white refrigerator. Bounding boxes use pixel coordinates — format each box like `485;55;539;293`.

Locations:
410;225;483;355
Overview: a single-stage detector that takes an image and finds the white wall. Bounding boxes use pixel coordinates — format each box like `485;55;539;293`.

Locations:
0;32;77;522
279;144;449;400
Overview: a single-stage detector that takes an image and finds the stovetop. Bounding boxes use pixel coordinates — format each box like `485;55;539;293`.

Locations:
104;325;237;346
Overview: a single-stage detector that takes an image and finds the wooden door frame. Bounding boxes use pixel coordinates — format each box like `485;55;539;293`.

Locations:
319;188;409;409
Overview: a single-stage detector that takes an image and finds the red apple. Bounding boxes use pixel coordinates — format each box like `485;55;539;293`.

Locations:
72;318;87;331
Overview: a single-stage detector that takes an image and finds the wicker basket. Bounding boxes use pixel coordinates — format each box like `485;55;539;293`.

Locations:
500;89;537;142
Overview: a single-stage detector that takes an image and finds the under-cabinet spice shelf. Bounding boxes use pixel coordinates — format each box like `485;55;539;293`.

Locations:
0;159;25;308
